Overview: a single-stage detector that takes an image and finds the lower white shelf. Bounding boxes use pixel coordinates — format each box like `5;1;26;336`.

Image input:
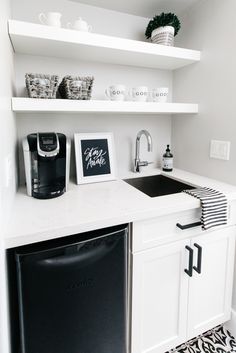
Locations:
12;98;198;115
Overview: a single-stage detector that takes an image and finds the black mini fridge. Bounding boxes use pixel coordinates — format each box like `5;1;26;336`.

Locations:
14;224;128;353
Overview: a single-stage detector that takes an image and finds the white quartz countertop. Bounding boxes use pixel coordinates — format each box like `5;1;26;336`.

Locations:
5;168;236;249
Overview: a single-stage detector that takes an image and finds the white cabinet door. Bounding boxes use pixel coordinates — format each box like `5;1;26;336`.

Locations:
132;239;190;353
187;227;235;340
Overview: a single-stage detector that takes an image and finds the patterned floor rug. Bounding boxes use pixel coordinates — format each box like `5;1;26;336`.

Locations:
166;325;236;353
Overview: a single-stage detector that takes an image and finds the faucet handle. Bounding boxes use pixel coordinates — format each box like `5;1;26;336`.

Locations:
144;161;154;166
139;161;148;167
134;159;153;173
139;161;153;167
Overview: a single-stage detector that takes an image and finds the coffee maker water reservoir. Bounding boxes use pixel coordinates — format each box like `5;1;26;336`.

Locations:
23;133;71;199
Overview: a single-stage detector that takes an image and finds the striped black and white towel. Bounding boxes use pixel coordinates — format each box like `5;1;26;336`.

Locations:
183;187;228;230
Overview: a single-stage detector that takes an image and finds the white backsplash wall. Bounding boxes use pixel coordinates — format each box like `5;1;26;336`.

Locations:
15;54;172;100
17;113;171;184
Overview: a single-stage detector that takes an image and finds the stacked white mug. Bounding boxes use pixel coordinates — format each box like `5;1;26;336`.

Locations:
129;86;149;102
105;85;126;101
152;87;169;102
105;85;169;102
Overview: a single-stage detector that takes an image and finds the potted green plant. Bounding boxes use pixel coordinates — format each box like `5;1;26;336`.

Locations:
145;12;181;46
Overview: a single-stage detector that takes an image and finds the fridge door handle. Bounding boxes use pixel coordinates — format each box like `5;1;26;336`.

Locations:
38;242;115;267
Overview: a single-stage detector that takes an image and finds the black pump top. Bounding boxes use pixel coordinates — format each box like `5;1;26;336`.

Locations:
163;144;173;157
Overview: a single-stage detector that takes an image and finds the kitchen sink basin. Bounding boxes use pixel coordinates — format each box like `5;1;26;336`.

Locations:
124;174;195;198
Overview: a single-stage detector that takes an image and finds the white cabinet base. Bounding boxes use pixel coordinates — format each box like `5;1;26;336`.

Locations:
132;240;190;353
187;228;235;339
132;220;236;353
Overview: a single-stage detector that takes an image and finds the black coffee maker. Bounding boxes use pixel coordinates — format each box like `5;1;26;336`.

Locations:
23;133;71;199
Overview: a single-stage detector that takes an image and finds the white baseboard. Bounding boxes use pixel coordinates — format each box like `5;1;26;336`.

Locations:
226;309;236;337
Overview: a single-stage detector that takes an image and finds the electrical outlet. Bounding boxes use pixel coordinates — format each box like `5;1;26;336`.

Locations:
210;140;230;160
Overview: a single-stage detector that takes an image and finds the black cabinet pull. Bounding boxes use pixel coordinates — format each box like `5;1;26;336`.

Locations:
176;221;201;230
193;243;202;274
185;246;193;277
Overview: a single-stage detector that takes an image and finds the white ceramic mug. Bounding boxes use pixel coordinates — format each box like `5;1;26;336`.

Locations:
105;85;126;101
67;18;92;32
38;12;62;27
129;86;148;102
152;87;169;102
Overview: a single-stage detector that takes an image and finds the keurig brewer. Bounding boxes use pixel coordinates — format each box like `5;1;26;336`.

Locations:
23;133;71;199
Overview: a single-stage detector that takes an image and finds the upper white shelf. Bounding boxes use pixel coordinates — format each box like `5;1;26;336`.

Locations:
9;20;201;70
12;98;198;115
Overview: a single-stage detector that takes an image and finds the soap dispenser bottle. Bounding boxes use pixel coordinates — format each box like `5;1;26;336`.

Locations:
162;144;173;172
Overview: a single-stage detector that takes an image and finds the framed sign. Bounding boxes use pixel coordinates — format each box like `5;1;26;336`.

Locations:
74;132;116;184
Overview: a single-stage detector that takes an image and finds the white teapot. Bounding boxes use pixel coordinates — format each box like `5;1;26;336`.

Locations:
67;18;92;32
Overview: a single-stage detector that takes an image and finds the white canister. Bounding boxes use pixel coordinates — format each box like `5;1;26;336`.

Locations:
105;85;126;101
129;86;148;102
38;12;62;27
152;87;169;103
67;18;92;32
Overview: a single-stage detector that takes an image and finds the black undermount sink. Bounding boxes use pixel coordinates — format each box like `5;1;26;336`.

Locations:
124;174;195;198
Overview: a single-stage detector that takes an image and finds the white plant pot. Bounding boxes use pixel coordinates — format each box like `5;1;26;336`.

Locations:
151;26;175;46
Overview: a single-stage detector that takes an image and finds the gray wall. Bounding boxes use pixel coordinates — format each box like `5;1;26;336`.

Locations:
173;0;236;313
173;0;236;185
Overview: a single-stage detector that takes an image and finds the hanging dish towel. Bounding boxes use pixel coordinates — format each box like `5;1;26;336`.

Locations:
183;187;228;230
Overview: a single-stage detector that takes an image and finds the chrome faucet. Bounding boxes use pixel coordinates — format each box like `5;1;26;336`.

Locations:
134;130;153;173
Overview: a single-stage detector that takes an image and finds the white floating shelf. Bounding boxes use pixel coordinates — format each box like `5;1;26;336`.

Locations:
12;98;198;115
9;20;201;70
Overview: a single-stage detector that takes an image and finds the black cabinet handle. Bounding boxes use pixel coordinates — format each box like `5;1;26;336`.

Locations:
193;243;202;274
176;221;202;230
185;246;193;277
